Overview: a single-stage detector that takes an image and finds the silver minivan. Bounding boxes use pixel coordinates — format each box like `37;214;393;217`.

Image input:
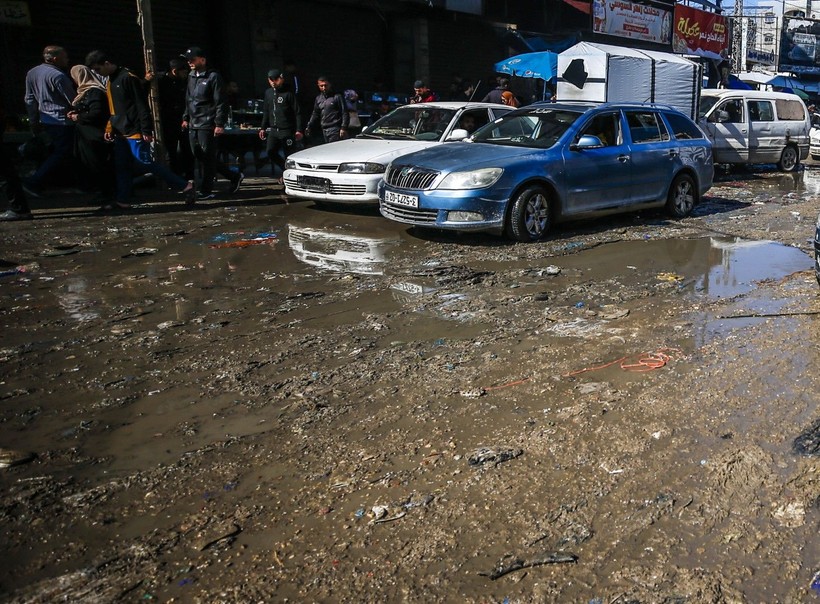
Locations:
698;90;810;172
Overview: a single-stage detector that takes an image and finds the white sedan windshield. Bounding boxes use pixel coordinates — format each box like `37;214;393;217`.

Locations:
367;107;458;141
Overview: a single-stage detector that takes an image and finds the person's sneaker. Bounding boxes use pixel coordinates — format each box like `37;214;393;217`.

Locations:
0;209;33;221
21;183;42;198
183;181;196;205
197;191;216;201
230;172;245;194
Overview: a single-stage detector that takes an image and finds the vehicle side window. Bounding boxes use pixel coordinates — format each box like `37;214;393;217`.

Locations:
776;99;807;121
714;99;744;123
749;101;774;121
664;112;705;140
625;111;668;144
578;112;621;146
458;109;490;133
490;115;537;138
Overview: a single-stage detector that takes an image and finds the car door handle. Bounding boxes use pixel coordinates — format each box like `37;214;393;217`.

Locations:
668;150;679;158
617;154;629;162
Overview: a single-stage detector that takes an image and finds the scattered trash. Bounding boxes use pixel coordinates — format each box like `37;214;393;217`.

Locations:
479;551;577;580
656;272;683;282
197;522;241;551
41;244;82;257
564;347;680;377
368;505;406;524
811;570;820;594
157;321;183;330
0;265;28;278
468;447;523;467
0;447;37;469
600;463;624;475
575;301;585;308
208;232;277;249
459;388;486;398
792;418;820;456
354;508;366;518
772;501;805;527
124;247;158;258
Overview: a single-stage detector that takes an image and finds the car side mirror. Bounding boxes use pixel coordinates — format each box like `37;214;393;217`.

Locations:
446;128;471;141
571;134;603;150
714;109;730;123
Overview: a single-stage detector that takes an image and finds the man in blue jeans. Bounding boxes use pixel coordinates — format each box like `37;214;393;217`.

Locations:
23;45;77;198
86;50;195;210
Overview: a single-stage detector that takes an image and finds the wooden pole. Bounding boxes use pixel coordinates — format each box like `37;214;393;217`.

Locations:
136;0;167;164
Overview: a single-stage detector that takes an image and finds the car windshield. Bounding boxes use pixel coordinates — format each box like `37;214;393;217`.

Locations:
365;106;458;141
471;108;583;148
698;96;720;119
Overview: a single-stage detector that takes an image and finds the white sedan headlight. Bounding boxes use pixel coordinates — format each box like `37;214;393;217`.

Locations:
438;168;503;190
338;162;385;174
285;159;296;169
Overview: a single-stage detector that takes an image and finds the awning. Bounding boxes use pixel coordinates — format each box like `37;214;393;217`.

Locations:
562;0;590;14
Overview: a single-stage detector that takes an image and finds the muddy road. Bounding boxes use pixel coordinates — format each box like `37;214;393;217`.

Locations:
1;166;819;602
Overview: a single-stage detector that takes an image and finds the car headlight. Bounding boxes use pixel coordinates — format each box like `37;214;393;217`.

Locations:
338;162;385;174
285;159;296;170
438;168;503;190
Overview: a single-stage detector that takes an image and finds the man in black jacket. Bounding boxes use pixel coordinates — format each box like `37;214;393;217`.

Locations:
181;46;242;200
305;77;348;143
86;50;195;209
148;58;194;181
258;69;303;186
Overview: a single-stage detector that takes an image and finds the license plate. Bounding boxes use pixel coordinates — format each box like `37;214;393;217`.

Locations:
298;175;331;192
385;190;418;208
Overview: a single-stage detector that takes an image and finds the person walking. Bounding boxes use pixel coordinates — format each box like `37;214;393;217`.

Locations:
305;77;348;143
481;77;517;105
22;45;77;198
0;102;31;221
66;65;115;203
181;46;243;200
147;58;194;181
86;50;195;210
258;68;303;186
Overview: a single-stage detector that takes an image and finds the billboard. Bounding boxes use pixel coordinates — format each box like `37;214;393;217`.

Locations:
592;0;673;44
671;5;729;60
780;16;820;75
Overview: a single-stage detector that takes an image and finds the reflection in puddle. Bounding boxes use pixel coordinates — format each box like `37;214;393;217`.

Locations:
288;225;400;275
57;277;100;322
694;237;812;299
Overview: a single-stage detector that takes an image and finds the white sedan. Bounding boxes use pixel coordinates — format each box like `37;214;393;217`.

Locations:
283;101;512;205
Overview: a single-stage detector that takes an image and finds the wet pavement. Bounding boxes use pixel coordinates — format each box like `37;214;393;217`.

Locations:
1;167;819;602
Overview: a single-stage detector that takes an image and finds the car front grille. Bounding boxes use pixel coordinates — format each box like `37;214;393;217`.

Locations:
283;177;367;196
290;161;339;172
381;203;438;224
384;164;439;190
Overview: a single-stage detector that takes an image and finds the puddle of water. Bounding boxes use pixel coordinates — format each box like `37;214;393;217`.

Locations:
553;236;813;300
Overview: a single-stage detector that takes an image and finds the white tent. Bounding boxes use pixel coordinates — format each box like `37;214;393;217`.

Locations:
557;42;701;119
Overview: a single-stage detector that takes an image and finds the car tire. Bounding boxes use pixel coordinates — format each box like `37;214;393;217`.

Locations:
778;145;799;172
507;186;551;242
666;173;697;218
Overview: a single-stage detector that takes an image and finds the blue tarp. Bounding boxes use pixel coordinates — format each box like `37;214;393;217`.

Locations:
494;51;558;81
727;75;753;90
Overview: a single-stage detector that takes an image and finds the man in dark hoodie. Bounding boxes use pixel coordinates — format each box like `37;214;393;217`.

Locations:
258;68;303;185
180;46;243;200
86;50;195;209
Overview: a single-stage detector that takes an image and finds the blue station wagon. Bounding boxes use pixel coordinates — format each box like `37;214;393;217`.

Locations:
378;101;714;242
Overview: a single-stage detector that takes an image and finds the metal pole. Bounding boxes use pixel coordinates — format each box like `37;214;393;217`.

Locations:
136;0;167;164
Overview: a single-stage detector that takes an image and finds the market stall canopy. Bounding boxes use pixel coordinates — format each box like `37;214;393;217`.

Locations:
494;51;558;81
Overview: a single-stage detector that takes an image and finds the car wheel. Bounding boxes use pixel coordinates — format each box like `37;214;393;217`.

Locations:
507;186;551;242
666;173;697;218
778;145;799;172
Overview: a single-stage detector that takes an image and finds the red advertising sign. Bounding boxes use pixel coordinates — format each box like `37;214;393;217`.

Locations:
672;5;729;59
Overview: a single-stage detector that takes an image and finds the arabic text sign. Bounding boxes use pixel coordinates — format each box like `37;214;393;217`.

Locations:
779;16;820;75
592;0;672;44
0;0;30;26
672;5;728;57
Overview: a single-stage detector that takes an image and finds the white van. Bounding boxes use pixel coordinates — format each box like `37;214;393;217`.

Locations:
698;90;810;172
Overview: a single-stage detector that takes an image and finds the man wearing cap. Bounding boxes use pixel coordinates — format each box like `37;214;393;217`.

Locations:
410;80;438;104
180;46;243;200
305;77;348;143
259;69;303;186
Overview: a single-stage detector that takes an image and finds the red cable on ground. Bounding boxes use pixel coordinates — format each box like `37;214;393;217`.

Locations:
564;347;681;377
